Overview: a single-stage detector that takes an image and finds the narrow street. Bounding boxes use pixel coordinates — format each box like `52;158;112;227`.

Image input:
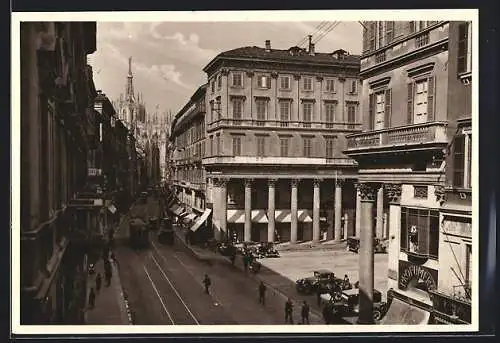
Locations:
116;196;323;325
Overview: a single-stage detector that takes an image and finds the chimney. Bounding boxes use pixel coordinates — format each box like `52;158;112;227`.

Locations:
265;40;271;52
309;43;315;56
308;35;313;53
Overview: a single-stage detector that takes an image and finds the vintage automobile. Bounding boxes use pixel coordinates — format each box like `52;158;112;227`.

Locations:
296;270;352;295
320;287;387;322
218;242;237;257
346;236;388;254
255;242;280;258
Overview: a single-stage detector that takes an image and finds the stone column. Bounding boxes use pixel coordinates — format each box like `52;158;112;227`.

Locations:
334;179;343;242
376;185;384;238
355;184;361;237
386;184;402;290
312;179;321;243
214;178;228;241
244;179;252;242
357;183;377;325
290;179;299;243
267;179;276;243
343;213;349;239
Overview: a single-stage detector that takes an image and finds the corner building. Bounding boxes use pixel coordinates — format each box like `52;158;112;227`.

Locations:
345;21;473;324
203;41;361;243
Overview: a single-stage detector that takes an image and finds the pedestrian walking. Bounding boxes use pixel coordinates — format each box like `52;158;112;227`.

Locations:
323;304;331;324
258;281;267;305
110;251;118;265
285;298;294;324
95;273;102;292
104;261;112;286
230;252;236;267
243;254;249;273
316;289;322;306
202;274;211;294
301;301;310;324
88;288;96;309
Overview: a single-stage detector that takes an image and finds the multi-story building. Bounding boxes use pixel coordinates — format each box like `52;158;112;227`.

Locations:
202;40;361;243
345;21;473;325
20;22;97;324
170;85;209;226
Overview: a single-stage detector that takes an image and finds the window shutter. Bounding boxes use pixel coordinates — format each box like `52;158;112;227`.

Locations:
386;21;395;43
384;88;392;128
427;76;435;121
408;21;415;33
407;82;414;124
368;93;375;130
362;25;369;53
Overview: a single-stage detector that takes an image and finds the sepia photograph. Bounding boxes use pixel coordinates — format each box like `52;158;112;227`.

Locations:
11;9;479;335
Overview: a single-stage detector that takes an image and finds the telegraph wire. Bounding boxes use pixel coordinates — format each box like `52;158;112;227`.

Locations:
295;21;330;48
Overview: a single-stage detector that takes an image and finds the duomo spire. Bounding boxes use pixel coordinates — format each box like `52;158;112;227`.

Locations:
126;56;135;103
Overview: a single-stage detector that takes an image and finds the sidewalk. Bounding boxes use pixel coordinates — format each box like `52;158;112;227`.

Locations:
276;240;347;252
84;257;132;325
172;227;346;324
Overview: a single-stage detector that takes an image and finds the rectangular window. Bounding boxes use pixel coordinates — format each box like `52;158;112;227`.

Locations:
458;22;471;74
303;77;313;91
386;21;395;43
209;136;213;156
216;135;221;155
256;99;267;126
453;134;465;187
303;102;313;128
279;101;290;127
232;72;242;87
325;102;336;128
400;208;439;259
325;79;335;92
415;32;430;47
232;136;241;156
217;74;222;89
375;92;385;130
303;137;312;157
232;98;243;125
257;75;270;88
413;79;429;124
369;22;377;50
280;76;290;90
375;51;386;63
211;80;215;93
347;104;356;129
350;80;357;94
377;21;384;48
280;138;289;157
325;138;335;158
257;136;265;156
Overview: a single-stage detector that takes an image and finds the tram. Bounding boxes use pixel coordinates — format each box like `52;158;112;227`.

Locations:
129;217;150;249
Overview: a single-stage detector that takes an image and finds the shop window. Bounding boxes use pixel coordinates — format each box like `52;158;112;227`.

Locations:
400;207;439;259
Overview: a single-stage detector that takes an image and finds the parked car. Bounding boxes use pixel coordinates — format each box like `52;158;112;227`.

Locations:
255;242;280;258
218;242;237;257
320;287;387;322
346;236;388;254
296;270;352;295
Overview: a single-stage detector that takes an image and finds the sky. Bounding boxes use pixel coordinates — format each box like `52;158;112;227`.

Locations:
88;21;362;117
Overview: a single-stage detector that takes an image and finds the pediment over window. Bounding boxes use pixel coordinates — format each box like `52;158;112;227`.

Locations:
406;62;435;78
368;76;391;89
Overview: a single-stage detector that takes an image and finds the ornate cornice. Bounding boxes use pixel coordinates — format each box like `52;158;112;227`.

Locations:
434;185;446;205
291;179;300;187
268;178;277;187
358;183;377;202
244;178;253;188
385;183;402;204
335;179;345;188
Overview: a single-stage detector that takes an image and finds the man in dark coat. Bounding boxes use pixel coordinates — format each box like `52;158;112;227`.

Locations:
285;298;294;324
95;273;102;292
203;274;211;294
258;281;267;305
301;300;310;324
88;288;96;309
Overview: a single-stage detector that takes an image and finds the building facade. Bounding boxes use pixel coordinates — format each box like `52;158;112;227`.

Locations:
170;85;208;216
202;40;361;243
345;21;473;324
20;22;97;324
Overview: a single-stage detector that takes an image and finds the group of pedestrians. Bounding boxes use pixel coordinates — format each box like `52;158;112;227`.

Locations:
88;233;118;309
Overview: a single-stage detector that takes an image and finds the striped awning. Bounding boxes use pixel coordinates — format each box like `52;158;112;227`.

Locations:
251;210;268;223
298;210;313;222
227;210;245;223
275;210;292;223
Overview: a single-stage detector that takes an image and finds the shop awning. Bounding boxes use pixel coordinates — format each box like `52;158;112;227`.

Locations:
275;210;291;223
298;210;313;222
252;210;268;223
381;298;431;325
190;208;212;232
227;210;245;223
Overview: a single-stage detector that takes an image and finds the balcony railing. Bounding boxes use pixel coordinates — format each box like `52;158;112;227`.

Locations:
203;155;357;166
346;121;448;152
207;118;361;131
429;288;471;324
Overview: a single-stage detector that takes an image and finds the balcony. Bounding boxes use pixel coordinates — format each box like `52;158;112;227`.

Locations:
429;288;471;324
345;121;448;156
207;118;361;132
203;155;357;167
